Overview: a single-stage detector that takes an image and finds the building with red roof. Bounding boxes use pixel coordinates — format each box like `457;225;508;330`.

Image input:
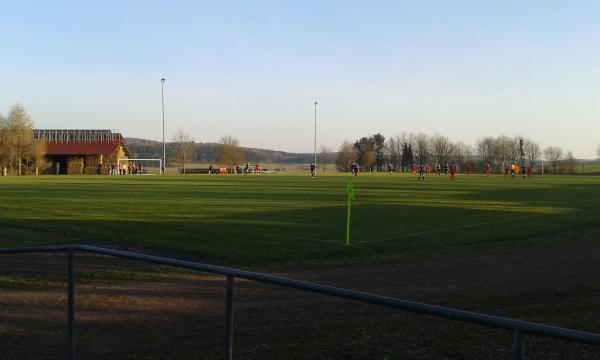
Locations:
33;130;130;175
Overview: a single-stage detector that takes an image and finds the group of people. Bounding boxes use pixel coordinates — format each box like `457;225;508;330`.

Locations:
208;163;262;175
417;162;458;181
502;163;533;177
484;163;533;177
109;163;148;176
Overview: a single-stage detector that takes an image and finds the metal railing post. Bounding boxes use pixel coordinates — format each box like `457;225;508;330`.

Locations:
68;250;76;360
512;328;523;360
224;275;234;360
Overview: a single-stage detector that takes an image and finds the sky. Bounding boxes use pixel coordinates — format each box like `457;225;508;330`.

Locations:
1;1;599;158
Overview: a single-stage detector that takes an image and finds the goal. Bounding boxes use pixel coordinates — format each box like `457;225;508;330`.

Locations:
117;158;163;175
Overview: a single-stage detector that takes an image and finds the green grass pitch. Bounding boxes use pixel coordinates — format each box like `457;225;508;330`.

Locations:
1;173;599;265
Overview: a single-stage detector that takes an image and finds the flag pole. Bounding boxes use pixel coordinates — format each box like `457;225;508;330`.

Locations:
346;178;355;245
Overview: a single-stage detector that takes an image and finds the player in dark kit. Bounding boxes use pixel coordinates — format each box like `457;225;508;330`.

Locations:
418;163;426;181
310;163;316;178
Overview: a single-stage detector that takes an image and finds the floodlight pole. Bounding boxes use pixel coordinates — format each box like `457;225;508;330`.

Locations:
161;78;166;175
314;100;318;175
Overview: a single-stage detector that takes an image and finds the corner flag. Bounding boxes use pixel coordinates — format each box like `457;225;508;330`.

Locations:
346;179;355;245
346;180;355;201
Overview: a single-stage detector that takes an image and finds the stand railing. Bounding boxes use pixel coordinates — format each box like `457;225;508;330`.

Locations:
1;244;599;359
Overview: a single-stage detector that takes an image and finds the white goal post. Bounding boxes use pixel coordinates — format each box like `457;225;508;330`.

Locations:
117;158;163;175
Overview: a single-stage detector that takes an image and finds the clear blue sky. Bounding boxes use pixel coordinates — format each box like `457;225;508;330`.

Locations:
1;1;599;157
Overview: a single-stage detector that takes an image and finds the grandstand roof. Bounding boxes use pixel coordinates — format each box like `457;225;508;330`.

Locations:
45;140;129;156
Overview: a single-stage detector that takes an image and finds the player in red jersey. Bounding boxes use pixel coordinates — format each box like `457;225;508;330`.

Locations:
485;163;491;177
450;161;457;181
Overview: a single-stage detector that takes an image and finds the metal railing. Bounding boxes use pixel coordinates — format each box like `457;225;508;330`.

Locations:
1;244;599;359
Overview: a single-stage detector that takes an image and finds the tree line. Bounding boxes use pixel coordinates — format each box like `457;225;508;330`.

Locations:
336;132;588;175
127;135;314;168
0;105;47;175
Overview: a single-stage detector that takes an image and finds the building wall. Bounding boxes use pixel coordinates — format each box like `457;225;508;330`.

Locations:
67;157;84;175
41;145;128;175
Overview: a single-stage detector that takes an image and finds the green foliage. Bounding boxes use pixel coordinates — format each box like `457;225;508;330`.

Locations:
0;174;599;267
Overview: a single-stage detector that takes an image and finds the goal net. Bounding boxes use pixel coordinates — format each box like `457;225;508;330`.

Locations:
117;158;163;175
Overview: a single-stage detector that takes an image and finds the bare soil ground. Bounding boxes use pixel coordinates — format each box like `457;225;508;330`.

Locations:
1;232;600;359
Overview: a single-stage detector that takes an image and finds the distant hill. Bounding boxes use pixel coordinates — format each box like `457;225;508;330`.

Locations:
125;138;314;164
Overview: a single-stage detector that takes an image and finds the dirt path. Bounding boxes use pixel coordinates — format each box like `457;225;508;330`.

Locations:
1;234;600;359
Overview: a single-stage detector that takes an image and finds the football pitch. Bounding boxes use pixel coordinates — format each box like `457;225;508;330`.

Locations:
1;173;599;265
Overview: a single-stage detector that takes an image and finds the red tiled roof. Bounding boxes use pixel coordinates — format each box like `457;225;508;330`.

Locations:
45;141;126;156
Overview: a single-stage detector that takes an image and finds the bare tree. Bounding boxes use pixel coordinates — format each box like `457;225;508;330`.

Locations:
523;138;541;168
463;143;474;169
4;105;35;175
32;140;50;174
172;130;196;174
430;134;453;168
562;151;577;174
0;112;8;170
494;135;516;171
385;136;401;171
400;132;416;171
219;135;245;173
476;137;496;167
318;145;332;173
543;146;563;174
21;139;49;175
453;141;472;170
336;140;356;172
413;133;429;164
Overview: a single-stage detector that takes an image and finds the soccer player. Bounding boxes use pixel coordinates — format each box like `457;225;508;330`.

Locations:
485;163;491;177
450;161;457;181
310;163;316;178
351;163;358;176
418;163;426;181
387;164;392;175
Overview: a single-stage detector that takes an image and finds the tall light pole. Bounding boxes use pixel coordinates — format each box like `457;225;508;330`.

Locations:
313;100;318;174
161;78;166;174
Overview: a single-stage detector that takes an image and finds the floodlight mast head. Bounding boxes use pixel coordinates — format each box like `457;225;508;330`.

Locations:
161;78;165;84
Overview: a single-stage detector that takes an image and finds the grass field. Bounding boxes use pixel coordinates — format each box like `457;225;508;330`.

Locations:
1;172;600;359
2;172;599;266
